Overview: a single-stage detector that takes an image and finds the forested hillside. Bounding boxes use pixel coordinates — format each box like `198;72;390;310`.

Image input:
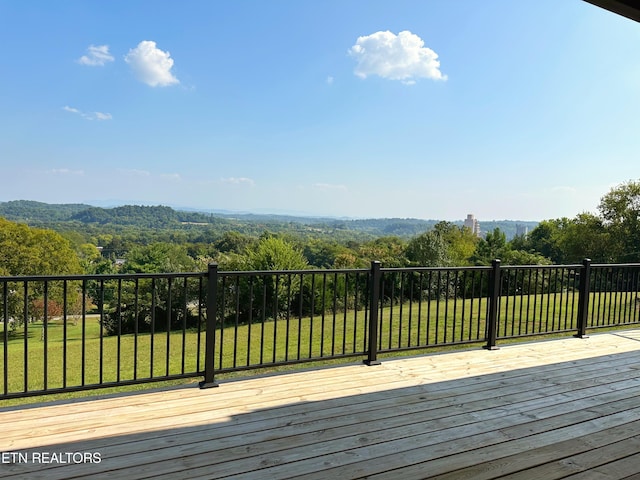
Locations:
0;200;536;239
0;200;90;222
7;178;640;278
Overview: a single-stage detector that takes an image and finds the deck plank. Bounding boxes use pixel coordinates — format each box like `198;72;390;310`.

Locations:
493;435;640;479
558;452;640;479
1;331;640;479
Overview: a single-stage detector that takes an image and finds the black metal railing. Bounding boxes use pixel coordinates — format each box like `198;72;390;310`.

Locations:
2;259;640;399
0;272;207;398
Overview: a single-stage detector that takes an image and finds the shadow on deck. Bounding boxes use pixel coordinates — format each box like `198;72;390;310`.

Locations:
2;331;640;479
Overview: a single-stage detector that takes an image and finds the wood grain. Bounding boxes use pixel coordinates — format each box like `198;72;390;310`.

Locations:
1;330;640;479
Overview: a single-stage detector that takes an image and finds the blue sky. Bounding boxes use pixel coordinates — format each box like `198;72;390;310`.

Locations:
1;1;639;221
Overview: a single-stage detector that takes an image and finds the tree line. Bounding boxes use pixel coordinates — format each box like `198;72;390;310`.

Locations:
1;181;639;280
2;180;640;337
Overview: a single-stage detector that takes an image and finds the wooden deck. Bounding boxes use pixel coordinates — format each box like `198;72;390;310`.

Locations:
2;331;640;479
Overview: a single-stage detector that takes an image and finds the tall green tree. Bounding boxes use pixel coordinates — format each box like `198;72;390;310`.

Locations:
598;180;640;262
472;228;508;265
433;221;478;265
523;219;564;263
406;230;450;267
122;243;197;273
357;236;407;268
0;218;83;331
557;213;612;263
214;231;256;255
0;218;81;275
248;236;308;271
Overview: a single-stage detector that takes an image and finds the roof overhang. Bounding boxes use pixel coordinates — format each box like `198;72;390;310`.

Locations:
583;0;640;22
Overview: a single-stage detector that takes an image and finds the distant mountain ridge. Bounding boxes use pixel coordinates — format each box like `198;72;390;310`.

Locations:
0;200;538;239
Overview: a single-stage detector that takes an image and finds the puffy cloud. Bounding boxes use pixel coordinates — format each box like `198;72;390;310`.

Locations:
348;30;447;84
77;45;114;66
221;177;255;187
63;106;112;121
124;41;179;87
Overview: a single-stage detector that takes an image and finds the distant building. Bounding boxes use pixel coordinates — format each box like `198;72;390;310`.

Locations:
464;214;481;237
516;224;529;237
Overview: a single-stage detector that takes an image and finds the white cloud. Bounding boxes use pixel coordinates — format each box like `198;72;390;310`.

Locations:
221;177;255;187
93;112;112;120
77;44;114;66
313;183;348;192
118;168;151;177
160;173;182;181
326;76;334;85
348;30;447;83
63;105;112;121
124;40;179;87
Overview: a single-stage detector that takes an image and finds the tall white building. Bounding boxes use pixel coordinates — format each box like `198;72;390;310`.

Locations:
463;214;481;237
516;224;529;237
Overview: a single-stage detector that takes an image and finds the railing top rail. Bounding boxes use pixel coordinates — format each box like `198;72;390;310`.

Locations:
381;266;491;273
219;267;370;276
3;261;640;284
0;271;208;282
591;263;640;268
380;264;585;273
499;264;582;270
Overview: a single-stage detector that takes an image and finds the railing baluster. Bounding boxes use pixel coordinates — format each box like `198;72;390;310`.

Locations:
435;270;441;345
166;277;172;377
331;272;337;356
43;280;48;391
3;281;8;396
320;273;326;357
82;279;87;386
181;277;188;375
200;263;218;388
63;280;68;389
575;258;591;338
23;281;28;393
117;278;122;383
297;273;303;361
364;261;381;366
99;278;105;384
232;276;239;368
150;278;155;378
427;270;433;345
484;259;500;350
133;278;139;380
286;274;292;361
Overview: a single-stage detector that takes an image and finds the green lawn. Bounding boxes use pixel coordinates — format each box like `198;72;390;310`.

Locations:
1;290;638;405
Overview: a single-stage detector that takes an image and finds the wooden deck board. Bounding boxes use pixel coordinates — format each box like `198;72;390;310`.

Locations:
2;331;640;479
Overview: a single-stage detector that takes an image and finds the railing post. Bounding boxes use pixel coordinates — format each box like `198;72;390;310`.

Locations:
484;259;501;350
575;258;591;339
364;261;382;366
200;263;219;388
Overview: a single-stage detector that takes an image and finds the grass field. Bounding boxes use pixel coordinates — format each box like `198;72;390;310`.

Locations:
1;290;639;405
